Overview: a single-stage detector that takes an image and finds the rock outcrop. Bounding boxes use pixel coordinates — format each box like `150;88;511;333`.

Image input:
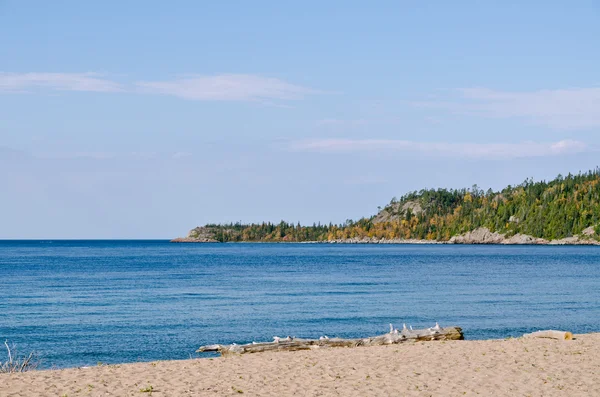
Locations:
502;233;548;245
548;235;600;245
372;200;423;223
448;227;600;246
448;228;505;244
582;226;597;237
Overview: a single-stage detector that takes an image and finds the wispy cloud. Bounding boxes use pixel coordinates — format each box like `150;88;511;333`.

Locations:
0;72;318;103
136;74;317;101
29;151;188;161
291;139;589;159
172;151;192;159
317;118;369;126
71;152;118;160
413;87;600;130
0;72;123;93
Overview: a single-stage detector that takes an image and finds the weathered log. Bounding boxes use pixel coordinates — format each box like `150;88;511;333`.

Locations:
197;323;463;356
523;330;573;340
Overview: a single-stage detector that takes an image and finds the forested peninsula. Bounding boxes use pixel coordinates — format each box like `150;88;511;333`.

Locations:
172;170;600;245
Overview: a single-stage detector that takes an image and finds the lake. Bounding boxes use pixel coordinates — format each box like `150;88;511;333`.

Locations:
1;240;599;368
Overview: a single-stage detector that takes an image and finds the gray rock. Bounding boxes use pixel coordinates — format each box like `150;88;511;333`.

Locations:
582;226;596;236
372;200;423;223
448;227;505;244
548;236;600;245
502;234;547;245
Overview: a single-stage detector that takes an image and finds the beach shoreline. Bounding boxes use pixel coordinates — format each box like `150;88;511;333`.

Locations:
3;333;599;396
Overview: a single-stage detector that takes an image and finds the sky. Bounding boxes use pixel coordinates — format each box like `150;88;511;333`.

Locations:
1;0;599;238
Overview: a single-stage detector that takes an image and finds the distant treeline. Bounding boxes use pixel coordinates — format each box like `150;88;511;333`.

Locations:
204;169;600;242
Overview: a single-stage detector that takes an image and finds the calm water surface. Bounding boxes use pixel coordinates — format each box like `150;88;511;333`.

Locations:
1;241;599;368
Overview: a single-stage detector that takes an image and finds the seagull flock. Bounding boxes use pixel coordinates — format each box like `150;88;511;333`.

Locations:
266;322;444;344
389;322;442;335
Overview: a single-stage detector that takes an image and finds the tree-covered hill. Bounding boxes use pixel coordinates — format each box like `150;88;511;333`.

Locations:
184;169;600;243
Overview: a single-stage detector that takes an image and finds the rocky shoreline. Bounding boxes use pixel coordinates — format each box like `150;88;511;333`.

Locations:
303;237;444;244
171;237;219;243
446;226;599;245
171;227;599;245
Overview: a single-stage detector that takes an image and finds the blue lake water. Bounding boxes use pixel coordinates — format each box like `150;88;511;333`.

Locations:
1;240;599;368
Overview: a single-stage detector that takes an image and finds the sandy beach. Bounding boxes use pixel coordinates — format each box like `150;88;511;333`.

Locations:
2;333;599;397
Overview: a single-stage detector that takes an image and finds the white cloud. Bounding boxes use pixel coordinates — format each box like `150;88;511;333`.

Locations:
414;87;600;130
0;72;123;93
291;139;589;159
136;74;316;101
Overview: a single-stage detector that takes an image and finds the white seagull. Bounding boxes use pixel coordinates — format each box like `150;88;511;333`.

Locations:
429;322;442;335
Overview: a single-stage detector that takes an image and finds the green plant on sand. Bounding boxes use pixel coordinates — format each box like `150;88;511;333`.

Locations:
140;385;154;393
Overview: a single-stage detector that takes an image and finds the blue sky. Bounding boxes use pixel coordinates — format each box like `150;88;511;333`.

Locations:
1;1;599;238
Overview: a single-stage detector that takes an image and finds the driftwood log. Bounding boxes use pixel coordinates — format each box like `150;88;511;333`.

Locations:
523;330;573;340
197;323;463;356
